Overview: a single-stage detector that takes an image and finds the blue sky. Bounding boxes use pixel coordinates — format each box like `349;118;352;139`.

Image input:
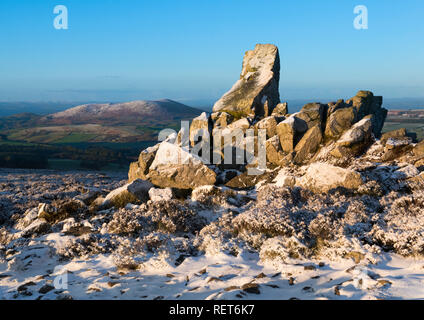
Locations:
0;0;423;104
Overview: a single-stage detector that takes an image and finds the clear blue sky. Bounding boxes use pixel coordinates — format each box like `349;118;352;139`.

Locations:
0;0;423;104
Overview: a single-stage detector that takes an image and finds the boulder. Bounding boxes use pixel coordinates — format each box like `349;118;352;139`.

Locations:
272;102;288;116
255;116;278;139
276;116;308;153
381;137;413;162
381;128;407;145
325;107;356;139
296;103;326;130
293;125;322;164
148;142;216;189
103;179;153;208
336;116;373;148
297;163;363;193
266;135;285;166
212;44;280;118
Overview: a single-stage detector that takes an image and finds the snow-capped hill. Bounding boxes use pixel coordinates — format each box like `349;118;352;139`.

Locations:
42;99;202;124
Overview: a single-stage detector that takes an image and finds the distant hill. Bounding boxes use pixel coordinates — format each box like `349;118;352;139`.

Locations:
41;99;202;125
0;99;202;145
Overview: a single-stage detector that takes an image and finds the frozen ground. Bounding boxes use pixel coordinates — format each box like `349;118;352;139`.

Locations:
1;168;424;300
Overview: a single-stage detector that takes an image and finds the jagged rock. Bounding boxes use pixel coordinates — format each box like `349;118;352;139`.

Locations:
103;179;153;208
325;107;356;139
266;135;286;166
297;163;363;192
293;125;322;164
296;103;326;130
148;142;216;189
190;112;212;146
272;102;288;116
148;187;173;202
276;116;308;153
212;44;280;118
255;116;279;139
211;112;234;128
336;116;373;148
129;144;159;182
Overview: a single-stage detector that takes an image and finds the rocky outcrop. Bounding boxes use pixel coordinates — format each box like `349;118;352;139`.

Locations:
128;44;411;195
212;44;280;119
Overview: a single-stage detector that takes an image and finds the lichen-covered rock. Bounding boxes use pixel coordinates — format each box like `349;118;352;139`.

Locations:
324;107;356;139
296;163;363;192
293;125;322;164
212;44;280;119
148;142;216;189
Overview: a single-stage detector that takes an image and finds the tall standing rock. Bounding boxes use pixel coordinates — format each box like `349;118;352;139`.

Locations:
212;44;280;119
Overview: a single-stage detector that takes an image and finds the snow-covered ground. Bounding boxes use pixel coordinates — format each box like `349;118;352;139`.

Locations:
1;168;424;300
